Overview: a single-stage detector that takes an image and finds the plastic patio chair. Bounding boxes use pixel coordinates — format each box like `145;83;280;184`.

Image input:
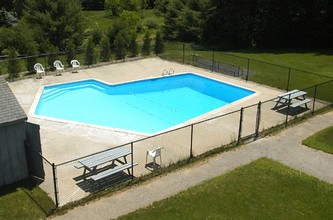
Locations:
34;63;45;79
145;147;162;167
53;60;64;75
70;60;80;73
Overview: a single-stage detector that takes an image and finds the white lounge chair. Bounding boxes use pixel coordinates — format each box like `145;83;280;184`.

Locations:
70;60;80;73
34;63;45;79
53;60;64;76
145;147;162;168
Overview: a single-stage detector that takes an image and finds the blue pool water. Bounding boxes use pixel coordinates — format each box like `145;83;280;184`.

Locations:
35;73;254;134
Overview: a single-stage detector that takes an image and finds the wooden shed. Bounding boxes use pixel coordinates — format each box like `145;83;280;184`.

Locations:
0;77;29;187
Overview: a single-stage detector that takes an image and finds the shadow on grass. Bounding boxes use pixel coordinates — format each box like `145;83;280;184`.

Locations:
0;178;55;216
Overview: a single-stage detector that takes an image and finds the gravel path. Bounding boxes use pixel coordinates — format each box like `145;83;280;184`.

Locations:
50;111;333;220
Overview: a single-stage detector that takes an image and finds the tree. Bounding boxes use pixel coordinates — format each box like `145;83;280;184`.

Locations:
105;0;143;16
0;8;16;27
47;45;59;70
65;39;76;66
25;44;38;74
141;32;151;55
105;0;122;17
23;0;85;50
7;47;20;80
85;38;96;66
100;35;111;62
154;31;164;55
81;0;104;10
128;33;138;57
92;28;103;45
113;32;127;60
13;0;26;18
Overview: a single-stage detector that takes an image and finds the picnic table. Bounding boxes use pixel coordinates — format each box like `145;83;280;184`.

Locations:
273;89;311;110
74;146;137;181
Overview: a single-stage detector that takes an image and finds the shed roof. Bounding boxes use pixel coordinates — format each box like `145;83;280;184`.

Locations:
0;77;27;125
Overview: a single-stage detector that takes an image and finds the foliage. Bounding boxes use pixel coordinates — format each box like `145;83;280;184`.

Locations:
203;0;333;48
159;0;333;48
25;43;38;74
0;22;36;57
23;0;85;50
119;158;333;219
0;7;16;27
105;0;143;17
113;32;127;60
119;10;141;32
129;33;139;57
100;35;111;62
85;37;96;66
154;31;164;55
162;0;207;42
65;39;76;66
6;47;20;79
47;45;59;70
141;32;151;55
303;126;333;154
92;28;103;45
81;0;104;10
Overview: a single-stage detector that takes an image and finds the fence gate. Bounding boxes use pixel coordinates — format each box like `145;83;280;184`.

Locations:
25;122;45;180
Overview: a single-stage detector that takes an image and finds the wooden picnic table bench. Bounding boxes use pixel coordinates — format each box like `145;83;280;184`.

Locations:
74;146;137;181
273;89;311;110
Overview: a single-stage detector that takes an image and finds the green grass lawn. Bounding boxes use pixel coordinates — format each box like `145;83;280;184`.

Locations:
161;42;333;101
119;158;333;219
0;180;55;220
83;10;112;32
302;126;333;154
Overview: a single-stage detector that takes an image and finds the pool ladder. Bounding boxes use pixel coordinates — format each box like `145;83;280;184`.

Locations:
162;68;175;76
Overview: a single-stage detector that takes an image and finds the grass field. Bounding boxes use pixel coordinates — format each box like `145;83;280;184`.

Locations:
162;42;333;101
0;180;55;220
119;158;333;219
303;126;333;154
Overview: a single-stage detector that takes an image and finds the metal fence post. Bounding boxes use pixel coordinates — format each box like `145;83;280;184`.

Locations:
211;49;215;72
52;163;59;208
246;59;250;82
131;142;134;180
182;43;185;64
255;101;262;138
286;68;291;91
190;125;194;159
237;108;244;144
312;85;318;115
285;94;291;127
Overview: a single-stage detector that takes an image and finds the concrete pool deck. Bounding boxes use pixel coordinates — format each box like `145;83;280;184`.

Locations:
8;57;324;206
9;57;284;164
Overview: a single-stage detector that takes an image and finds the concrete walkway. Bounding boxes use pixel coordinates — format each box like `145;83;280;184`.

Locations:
51;110;333;220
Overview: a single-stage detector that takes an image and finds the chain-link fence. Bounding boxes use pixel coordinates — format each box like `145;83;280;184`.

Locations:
47;78;332;206
160;43;333;103
25;143;59;209
18;43;333;207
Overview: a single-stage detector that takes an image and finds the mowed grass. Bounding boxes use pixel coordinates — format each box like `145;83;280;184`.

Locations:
119;158;333;220
162;42;333;101
303;126;333;154
0;180;55;220
83;10;112;32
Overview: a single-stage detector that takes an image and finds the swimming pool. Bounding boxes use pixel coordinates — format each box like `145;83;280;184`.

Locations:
35;73;255;134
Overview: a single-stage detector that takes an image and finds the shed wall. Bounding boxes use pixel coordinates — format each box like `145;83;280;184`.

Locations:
0;122;29;186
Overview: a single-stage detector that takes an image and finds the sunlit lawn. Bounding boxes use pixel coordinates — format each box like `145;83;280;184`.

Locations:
162;42;333;101
119;158;333;219
303;126;333;154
